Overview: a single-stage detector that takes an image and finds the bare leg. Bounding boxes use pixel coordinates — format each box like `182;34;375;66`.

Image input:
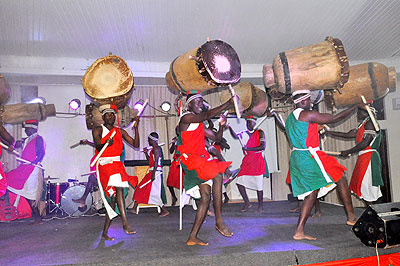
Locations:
207;200;215;216
312;199;321;218
293;191;318;240
102;196;116;241
256;190;264;213
73;174;96;205
237;184;252;212
223;192;229;204
336;177;357;225
213;174;233;237
168;186;178;206
115;187;135;234
289;200;301;212
187;184;211;246
129;201;138;214
27;199;42;224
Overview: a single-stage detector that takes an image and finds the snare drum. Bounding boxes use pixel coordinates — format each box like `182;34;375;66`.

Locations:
61;185;92;216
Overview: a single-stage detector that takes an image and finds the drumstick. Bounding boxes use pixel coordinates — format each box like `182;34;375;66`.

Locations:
228;84;241;118
16;157;45;170
139;179;152;189
140;143;165;152
321;150;342;156
0;142;20;156
132;99;149;128
361;95;379;131
70;142;81;149
81;171;96;177
228;125;247;155
254;116;268;130
90;131;116;167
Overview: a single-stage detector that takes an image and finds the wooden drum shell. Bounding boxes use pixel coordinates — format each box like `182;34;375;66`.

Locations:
82;55;134;108
272;37;349;94
165;47;216;93
220;82;268;117
325;63;396;108
1;103;56;124
0;75;11;104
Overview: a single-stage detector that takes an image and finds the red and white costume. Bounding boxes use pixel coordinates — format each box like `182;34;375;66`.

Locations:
167;150;184;189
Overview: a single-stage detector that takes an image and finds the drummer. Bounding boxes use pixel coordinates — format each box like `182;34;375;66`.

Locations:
92;104;140;241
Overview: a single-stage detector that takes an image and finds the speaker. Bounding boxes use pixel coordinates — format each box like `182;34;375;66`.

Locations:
352;202;400;249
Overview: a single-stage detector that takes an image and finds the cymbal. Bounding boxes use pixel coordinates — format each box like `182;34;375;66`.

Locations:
45;176;60;180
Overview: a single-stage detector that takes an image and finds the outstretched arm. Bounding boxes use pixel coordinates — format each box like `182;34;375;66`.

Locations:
326;129;357;139
120;118;140;149
92;126;108;152
301;103;362;125
244;130;266;152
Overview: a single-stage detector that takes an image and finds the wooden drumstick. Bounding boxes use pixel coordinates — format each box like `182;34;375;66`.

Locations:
0;142;20;156
254;116;268;130
90;130;116;167
16;157;45;170
228;84;241;118
140;143;165;152
132;99;149;128
322;150;342;156
361;95;379;131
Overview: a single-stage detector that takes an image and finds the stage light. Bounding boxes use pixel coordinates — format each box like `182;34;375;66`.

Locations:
69;99;81;110
134;99;145;113
28;97;46;104
160;101;171;112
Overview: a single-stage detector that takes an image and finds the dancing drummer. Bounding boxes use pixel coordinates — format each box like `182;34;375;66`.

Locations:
178;90;235;246
92;104;139;240
6;120;45;224
230;115;268;213
286;90;361;240
166;132;181;206
324;106;384;204
132;132;169;217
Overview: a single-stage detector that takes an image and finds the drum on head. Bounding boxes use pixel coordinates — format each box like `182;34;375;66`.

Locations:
61;185;92;216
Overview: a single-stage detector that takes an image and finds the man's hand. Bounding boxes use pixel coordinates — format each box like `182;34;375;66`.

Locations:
132;116;140;128
106;138;114;146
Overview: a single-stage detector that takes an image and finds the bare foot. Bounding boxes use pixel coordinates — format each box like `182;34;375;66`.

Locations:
128;208;137;214
101;234;115;241
123;225;136;235
289;206;300;213
241;203;252;212
159;209;170;217
31;219;43;225
72;198;85;205
186;237;208;246
312;211;321;218
293;233;317;241
171;197;177;206
346;220;356;226
215;225;233;237
207;210;215;217
256;207;264;214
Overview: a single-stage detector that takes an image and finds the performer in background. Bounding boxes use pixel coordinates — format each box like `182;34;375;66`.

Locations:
166;130;181;206
325;107;383;203
230;116;268;213
178;90;235;246
0;124;17;199
132;132;169;217
93;104;139;240
286;90;361;240
6;120;45;224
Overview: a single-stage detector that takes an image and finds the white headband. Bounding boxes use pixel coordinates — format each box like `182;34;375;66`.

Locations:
293;90;311;104
24;124;38;129
186;94;203;105
246;117;257;122
148;134;159;142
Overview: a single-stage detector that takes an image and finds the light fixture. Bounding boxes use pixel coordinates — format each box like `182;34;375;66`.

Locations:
69;99;81;110
160;101;171;112
134;99;145;113
28;97;46;104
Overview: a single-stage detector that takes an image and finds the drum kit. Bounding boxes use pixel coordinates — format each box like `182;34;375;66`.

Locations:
45;176;103;217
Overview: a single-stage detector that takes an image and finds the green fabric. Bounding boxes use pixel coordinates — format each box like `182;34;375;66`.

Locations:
369;129;384;187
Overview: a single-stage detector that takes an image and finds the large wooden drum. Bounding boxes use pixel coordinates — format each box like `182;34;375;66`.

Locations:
82;55;134;108
165;40;241;94
0;103;56;124
324;63;396;109
85;104;138;129
271;37;349;94
220;82;268;117
0;75;11;104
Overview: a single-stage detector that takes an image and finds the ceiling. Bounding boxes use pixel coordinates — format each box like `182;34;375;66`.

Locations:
1;0;400;79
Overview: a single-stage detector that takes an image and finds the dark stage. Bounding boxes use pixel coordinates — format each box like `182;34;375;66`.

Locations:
1;201;399;266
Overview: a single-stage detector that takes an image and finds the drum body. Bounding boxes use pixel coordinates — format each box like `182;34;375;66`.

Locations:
0;75;11;104
1;103;56;124
61;185;92;216
82;55;134;108
272;37;349;94
220;82;268;116
324;63;397;109
85;103;138;129
166;40;241;93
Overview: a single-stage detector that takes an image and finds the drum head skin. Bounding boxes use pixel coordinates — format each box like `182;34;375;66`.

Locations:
61;185;92;216
82;55;134;100
200;40;241;84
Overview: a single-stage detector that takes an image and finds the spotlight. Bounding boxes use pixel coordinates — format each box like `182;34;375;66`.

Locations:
69;99;81;110
134;99;145;113
28;97;46;104
160;101;171;112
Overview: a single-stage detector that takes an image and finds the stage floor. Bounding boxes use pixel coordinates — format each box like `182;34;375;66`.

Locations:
1;201;399;266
